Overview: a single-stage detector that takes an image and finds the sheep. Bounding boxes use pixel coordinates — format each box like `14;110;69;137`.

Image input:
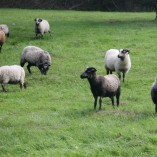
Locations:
80;67;120;110
105;49;131;83
0;65;26;92
0;29;6;53
151;78;157;113
0;24;9;37
34;18;51;38
20;46;51;75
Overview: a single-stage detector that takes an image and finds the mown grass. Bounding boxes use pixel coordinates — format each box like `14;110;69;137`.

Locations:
0;9;157;156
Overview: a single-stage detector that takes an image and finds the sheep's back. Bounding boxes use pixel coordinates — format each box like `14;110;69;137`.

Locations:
104;74;120;92
105;49;119;70
0;30;5;44
0;25;9;35
22;46;43;63
0;65;25;83
39;20;50;32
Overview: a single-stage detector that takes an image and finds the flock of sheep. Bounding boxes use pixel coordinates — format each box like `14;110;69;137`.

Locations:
0;17;157;113
0;18;51;92
80;48;157;113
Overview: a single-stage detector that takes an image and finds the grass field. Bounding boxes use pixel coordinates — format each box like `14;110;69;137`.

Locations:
0;9;157;156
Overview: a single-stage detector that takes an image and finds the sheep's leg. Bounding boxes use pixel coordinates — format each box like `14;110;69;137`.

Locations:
118;73;121;80
110;70;112;74
99;97;102;110
106;69;109;75
116;88;120;107
48;30;51;36
27;64;32;74
94;96;98;110
111;96;115;108
1;83;7;92
122;72;125;83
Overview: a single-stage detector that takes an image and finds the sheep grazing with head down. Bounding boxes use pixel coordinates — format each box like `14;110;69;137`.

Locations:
0;24;9;37
80;67;120;110
0;65;26;92
20;46;51;75
105;49;131;83
0;29;6;53
151;78;157;113
34;18;51;38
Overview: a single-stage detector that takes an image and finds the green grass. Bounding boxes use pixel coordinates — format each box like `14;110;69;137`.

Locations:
0;9;157;156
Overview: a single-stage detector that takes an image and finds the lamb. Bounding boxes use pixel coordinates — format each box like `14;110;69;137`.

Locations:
0;24;9;37
80;67;120;110
0;65;26;92
0;29;6;53
34;18;51;38
105;49;131;83
20;46;51;75
151;78;157;113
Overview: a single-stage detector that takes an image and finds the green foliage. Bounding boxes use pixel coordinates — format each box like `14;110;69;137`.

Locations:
0;9;157;156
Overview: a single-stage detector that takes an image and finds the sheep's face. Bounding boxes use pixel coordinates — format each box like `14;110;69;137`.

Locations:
118;49;130;60
35;18;43;26
80;67;97;79
39;63;51;75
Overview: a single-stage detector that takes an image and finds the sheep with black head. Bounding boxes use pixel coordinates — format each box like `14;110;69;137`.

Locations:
80;67;120;110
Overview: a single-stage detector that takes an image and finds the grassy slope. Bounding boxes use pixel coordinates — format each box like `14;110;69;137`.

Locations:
0;9;157;156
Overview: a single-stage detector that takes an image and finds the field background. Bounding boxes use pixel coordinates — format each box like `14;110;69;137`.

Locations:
0;9;157;156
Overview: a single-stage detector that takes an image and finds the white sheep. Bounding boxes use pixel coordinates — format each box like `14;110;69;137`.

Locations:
0;65;26;92
0;24;9;37
105;49;131;82
20;46;51;75
34;18;51;38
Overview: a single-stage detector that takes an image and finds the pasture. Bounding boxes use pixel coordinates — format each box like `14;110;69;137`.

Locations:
0;9;157;156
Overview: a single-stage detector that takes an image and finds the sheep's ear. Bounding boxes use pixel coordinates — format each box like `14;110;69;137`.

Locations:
127;49;130;53
91;67;97;72
39;19;42;22
34;18;37;21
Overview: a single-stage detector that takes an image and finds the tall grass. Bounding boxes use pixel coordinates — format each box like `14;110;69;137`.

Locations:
0;9;157;156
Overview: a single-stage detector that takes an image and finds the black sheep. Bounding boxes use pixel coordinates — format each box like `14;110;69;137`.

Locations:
80;67;121;110
151;78;157;113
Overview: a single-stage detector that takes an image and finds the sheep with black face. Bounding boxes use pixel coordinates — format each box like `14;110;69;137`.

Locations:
80;67;120;110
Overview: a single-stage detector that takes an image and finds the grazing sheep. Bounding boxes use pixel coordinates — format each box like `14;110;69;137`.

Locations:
0;24;9;37
34;18;51;38
0;29;6;53
20;46;51;75
151;78;157;113
105;49;131;83
80;67;120;110
0;65;26;92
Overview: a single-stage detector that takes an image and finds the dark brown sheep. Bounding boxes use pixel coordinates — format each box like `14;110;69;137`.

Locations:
80;67;121;110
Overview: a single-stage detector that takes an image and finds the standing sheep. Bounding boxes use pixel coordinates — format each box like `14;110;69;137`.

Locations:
151;78;157;113
20;46;51;75
0;24;9;37
0;65;26;92
80;67;120;110
105;49;131;83
34;18;51;38
0;29;6;53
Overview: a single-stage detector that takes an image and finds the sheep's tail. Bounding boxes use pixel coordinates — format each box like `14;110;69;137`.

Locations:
20;68;26;90
20;54;25;67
